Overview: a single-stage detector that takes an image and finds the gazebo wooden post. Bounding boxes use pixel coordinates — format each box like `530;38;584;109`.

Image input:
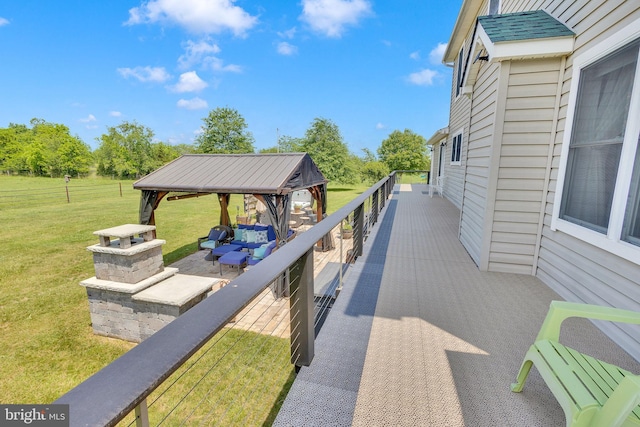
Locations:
147;191;168;238
217;193;231;226
309;185;325;249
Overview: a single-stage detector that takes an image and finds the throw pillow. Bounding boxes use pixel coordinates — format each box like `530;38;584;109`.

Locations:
253;247;267;259
233;228;243;241
245;230;257;243
255;230;268;243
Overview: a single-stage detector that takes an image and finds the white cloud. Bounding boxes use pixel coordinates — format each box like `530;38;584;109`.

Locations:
117;66;171;83
277;27;297;39
109;111;122;117
177;97;208;110
429;42;447;65
79;114;97;123
178;39;221;69
408;69;439;86
206;57;242;73
410;51;420;60
277;42;298;56
0;17;9;27
126;0;258;36
172;71;208;92
300;0;373;38
376;123;385;130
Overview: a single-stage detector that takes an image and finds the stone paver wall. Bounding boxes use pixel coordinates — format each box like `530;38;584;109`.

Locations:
92;246;164;284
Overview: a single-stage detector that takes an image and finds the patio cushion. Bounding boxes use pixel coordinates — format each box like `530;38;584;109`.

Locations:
233;228;243;241
245;230;257;243
255;230;268;243
255;224;277;241
208;228;226;241
253;246;267;259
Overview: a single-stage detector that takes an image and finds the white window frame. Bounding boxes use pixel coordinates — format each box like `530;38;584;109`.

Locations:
551;17;640;265
455;44;465;99
488;0;500;15
451;129;463;166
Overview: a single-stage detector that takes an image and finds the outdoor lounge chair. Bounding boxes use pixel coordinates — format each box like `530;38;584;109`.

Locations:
511;301;640;427
198;225;232;250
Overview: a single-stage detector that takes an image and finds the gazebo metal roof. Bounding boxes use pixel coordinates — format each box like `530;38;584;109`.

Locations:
133;153;327;195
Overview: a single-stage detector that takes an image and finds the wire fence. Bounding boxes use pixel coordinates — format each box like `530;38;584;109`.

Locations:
0;182;131;208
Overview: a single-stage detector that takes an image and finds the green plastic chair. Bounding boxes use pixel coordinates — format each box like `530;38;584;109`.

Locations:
512;301;640;427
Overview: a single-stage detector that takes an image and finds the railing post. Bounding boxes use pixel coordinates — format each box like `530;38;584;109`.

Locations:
289;248;315;368
371;189;379;225
353;203;364;258
135;399;149;427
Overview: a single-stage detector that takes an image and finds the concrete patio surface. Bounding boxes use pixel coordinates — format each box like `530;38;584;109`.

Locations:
274;183;640;426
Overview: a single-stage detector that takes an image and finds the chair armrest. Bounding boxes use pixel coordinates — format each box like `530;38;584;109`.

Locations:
536;301;640;342
591;375;640;427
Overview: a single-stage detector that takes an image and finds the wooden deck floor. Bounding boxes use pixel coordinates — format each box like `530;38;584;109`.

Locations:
169;223;353;338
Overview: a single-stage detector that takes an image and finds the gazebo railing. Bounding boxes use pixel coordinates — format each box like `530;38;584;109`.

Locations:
54;172;397;427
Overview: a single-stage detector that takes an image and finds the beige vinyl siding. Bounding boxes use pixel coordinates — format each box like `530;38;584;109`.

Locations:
458;61;500;266
534;0;640;360
488;58;562;274
446;23;479;210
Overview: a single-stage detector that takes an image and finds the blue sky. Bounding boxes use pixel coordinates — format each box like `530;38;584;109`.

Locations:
0;0;460;153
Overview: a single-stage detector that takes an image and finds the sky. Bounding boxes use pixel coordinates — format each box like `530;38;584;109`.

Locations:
0;0;461;154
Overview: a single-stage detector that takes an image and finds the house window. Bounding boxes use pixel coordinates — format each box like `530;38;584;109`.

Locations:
553;24;640;263
451;132;462;165
488;0;500;15
456;46;464;97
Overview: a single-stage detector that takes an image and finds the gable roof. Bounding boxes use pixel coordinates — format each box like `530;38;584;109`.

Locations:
133;153;328;195
477;10;574;43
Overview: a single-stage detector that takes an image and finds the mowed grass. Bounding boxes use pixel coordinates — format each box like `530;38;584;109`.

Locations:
0;175;368;423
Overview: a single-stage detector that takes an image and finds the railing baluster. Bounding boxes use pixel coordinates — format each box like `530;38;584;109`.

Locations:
135;399;149;427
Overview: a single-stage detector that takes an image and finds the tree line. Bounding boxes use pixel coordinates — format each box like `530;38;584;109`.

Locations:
0;107;430;184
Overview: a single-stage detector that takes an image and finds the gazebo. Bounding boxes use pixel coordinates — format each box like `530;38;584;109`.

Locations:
133;153;329;248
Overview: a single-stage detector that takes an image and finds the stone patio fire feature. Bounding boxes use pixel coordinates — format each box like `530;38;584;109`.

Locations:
81;224;218;342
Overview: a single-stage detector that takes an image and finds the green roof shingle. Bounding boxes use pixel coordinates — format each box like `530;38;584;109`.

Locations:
478;10;574;43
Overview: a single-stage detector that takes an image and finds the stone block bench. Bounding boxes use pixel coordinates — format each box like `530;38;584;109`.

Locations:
132;274;219;341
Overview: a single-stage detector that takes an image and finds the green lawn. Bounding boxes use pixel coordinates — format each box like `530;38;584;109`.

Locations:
0;175;368;424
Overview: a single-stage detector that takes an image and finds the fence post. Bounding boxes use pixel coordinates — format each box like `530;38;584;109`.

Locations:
65;185;70;203
119;182;123;197
288;248;315;369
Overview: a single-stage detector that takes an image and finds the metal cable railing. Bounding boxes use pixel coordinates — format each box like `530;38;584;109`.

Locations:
55;172;398;427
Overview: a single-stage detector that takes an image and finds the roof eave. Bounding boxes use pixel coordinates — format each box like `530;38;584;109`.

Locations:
426;127;450;146
481;28;575;61
443;0;484;63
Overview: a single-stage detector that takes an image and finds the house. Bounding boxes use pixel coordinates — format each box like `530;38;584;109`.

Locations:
433;0;640;359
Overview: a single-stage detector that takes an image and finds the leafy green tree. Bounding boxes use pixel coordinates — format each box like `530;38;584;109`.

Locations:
302;118;357;184
259;135;304;154
378;129;428;172
95;121;154;179
196;107;255;154
0;119;91;176
361;161;389;184
149;142;181;170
